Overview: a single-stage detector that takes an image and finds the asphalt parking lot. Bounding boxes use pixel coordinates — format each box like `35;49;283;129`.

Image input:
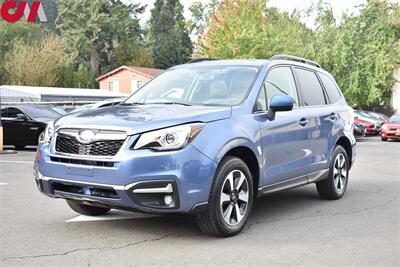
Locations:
0;137;399;266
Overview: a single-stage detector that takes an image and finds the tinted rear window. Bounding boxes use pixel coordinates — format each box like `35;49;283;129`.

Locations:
319;73;341;103
295;68;326;106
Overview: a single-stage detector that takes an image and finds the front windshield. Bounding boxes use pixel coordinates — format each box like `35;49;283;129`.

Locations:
124;65;259;106
389;115;400;123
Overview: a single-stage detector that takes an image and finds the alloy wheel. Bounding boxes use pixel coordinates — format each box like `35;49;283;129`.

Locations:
220;170;249;226
333;153;347;193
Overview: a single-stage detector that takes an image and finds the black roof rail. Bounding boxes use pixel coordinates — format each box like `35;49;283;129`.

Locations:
270;54;321;68
187;58;218;64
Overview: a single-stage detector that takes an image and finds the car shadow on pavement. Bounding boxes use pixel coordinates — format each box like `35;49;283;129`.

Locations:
65;186;321;238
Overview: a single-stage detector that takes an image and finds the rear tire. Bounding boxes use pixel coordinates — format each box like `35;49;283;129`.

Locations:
196;156;254;237
316;146;349;200
381;136;387;141
66;200;110;216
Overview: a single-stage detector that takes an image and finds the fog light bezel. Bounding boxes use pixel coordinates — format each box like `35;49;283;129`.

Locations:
125;180;180;210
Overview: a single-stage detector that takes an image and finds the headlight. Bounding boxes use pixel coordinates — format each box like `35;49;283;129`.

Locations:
381;124;387;131
133;123;204;151
40;121;55;143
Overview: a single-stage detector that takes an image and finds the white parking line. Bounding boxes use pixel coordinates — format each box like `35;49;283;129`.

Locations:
65;211;155;223
0;183;8;186
0;160;33;164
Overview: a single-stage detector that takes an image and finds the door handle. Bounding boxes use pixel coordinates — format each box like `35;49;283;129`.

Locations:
299;118;308;127
329;112;337;120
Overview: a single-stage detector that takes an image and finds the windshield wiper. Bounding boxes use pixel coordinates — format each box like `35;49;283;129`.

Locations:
119;102;146;106
152;102;192;106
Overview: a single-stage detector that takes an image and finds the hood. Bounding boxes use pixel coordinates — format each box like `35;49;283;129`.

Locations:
35;117;56;124
383;122;400;128
55;104;231;135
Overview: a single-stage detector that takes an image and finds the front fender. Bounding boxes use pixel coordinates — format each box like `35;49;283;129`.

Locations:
191;117;262;167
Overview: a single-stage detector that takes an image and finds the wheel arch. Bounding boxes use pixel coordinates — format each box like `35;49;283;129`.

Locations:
217;140;261;195
335;136;353;168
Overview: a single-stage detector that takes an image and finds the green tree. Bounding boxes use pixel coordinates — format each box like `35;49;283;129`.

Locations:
149;0;193;68
4;35;69;86
197;0;313;59
115;42;154;68
0;21;46;84
174;1;193;64
312;0;400;108
57;0;145;76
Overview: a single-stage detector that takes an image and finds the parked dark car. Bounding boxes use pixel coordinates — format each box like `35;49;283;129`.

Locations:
353;122;366;138
1;105;65;149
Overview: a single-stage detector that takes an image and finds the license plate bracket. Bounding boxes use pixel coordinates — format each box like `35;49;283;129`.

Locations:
65;166;93;177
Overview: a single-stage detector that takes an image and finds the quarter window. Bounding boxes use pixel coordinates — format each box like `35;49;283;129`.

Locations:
264;67;298;107
319;73;341;103
255;87;267;112
295;68;326;106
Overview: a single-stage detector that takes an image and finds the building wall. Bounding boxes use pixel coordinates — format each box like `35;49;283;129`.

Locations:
98;69;152;94
392;67;400;113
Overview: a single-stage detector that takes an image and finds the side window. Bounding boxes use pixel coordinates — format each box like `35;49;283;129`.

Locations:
319;73;341;103
264;67;299;107
7;108;24;118
295;68;326;106
255;87;267;112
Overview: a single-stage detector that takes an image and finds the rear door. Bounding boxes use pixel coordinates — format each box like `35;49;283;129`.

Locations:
258;66;312;187
294;68;336;176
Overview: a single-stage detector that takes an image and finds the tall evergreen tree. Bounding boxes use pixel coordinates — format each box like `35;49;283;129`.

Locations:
149;0;193;69
57;0;146;76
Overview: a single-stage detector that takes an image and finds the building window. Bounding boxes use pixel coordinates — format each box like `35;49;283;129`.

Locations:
108;78;119;92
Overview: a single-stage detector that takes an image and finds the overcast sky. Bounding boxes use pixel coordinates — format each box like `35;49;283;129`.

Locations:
130;0;382;26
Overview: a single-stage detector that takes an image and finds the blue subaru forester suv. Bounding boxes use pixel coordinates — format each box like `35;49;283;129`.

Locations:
34;55;356;236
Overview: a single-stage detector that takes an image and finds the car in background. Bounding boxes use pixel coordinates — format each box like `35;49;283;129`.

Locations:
354;117;376;135
70;98;126;113
354;110;383;134
1;104;65;149
365;111;389;122
381;114;400;141
353;122;365;137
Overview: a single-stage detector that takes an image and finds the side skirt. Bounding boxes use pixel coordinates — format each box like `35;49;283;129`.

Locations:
257;169;329;197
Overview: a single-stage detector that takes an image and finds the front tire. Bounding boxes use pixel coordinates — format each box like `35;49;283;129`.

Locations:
66;200;110;216
381;136;387;141
196;156;254;237
316;146;349;200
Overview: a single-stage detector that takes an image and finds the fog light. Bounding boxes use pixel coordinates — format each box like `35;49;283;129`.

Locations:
164;195;173;206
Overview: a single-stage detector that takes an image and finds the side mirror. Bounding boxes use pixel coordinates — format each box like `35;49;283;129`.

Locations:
16;113;27;120
267;95;294;121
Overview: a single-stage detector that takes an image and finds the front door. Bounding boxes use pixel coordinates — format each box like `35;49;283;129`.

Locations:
258;66;312;187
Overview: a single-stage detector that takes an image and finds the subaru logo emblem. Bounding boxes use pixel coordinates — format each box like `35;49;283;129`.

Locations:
78;130;96;144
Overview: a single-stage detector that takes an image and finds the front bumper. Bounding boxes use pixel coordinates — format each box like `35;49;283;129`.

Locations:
34;139;217;214
381;130;400;139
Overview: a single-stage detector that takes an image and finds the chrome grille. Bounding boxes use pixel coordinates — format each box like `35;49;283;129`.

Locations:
55;135;124;156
